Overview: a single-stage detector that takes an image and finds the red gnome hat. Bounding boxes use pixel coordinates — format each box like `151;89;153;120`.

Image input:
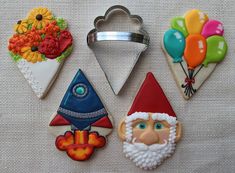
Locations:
128;72;176;117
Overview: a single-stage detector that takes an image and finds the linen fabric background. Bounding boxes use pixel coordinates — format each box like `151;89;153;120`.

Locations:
0;0;235;172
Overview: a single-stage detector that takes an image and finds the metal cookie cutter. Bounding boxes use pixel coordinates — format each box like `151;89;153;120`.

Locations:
87;5;150;95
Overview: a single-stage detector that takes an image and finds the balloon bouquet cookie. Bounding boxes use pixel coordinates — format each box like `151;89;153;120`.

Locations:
162;9;228;99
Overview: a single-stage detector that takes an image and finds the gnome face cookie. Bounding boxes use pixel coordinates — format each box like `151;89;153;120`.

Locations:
48;69;113;161
118;73;182;170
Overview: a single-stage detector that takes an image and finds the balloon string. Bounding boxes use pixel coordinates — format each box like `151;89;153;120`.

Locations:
180;62;189;78
193;64;204;78
183;83;196;97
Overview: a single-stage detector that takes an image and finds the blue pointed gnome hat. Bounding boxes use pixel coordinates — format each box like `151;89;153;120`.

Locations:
57;69;108;130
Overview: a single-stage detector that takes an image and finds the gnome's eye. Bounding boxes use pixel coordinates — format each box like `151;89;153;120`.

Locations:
72;83;88;98
154;122;164;130
136;122;147;129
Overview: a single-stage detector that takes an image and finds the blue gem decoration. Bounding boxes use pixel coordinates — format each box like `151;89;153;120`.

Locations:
72;83;88;98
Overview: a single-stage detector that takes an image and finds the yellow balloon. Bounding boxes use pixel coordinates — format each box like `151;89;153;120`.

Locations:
185;9;208;34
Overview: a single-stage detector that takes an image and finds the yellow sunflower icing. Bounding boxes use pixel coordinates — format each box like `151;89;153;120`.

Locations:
14;19;28;34
21;46;42;63
27;7;53;29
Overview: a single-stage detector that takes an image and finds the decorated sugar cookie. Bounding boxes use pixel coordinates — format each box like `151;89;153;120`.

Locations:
48;69;113;161
162;9;227;99
8;7;73;98
118;72;182;170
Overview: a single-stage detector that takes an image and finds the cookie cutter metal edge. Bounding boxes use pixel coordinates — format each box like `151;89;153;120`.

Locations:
87;5;150;47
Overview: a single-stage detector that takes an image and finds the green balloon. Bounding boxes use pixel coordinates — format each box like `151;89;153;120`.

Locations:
203;36;228;67
171;17;188;37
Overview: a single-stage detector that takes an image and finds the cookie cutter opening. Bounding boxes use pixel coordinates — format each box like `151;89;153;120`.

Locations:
87;5;150;46
87;5;150;95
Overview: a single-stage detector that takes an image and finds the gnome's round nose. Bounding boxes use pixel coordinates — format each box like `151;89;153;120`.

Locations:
139;128;159;145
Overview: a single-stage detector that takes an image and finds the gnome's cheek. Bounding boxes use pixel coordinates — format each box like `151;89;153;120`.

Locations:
157;131;170;143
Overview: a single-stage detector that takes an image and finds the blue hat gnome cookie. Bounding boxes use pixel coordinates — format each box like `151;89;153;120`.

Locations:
8;7;73;98
162;9;227;99
48;69;113;161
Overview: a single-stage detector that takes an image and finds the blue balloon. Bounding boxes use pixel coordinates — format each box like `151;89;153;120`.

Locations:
163;29;185;63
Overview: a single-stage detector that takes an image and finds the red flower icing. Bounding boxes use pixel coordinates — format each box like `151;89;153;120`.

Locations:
59;30;73;53
38;30;72;59
38;36;61;59
42;21;60;37
8;29;42;54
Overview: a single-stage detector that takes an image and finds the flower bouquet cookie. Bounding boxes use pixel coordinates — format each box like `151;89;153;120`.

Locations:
162;9;227;99
8;7;73;98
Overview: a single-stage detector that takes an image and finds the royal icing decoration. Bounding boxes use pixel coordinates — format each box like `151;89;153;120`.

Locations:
162;9;228;99
8;7;73;98
48;69;113;161
118;72;182;170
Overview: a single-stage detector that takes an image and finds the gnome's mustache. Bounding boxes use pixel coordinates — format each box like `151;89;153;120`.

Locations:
131;138;168;151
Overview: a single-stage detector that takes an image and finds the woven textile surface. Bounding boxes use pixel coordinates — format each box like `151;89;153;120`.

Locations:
0;0;235;173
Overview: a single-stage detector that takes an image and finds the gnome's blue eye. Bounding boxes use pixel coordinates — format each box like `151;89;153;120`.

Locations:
155;122;164;130
72;83;88;98
136;122;147;129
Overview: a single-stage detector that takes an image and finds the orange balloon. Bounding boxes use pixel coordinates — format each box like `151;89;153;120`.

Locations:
184;34;207;69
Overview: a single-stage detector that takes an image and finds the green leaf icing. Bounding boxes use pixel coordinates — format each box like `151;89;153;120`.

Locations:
41;54;47;61
9;52;22;62
56;45;73;63
41;34;45;39
56;17;68;30
27;23;32;30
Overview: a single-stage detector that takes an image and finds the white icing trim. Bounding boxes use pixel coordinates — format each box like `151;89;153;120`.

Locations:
125;112;149;123
17;60;43;98
152;113;177;125
126;112;177;125
123;125;177;170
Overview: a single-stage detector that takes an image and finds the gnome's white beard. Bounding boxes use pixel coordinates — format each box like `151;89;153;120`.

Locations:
123;125;176;170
